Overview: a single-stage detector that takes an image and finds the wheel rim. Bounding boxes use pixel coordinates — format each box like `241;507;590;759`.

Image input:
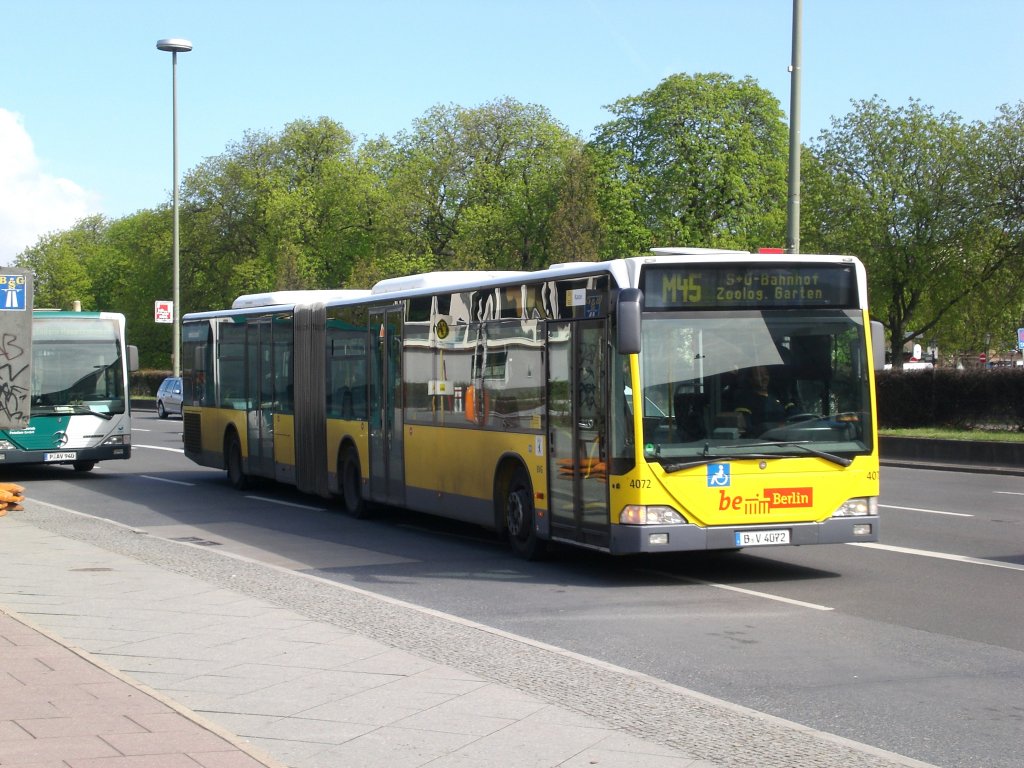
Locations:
506;488;526;539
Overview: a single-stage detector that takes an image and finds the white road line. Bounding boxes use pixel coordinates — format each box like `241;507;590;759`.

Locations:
994;491;1024;496
880;504;973;517
849;542;1024;572
134;443;185;454
245;495;326;512
643;570;834;611
140;475;194;487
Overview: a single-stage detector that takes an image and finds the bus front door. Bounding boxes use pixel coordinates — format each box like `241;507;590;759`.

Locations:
369;307;405;506
547;320;609;549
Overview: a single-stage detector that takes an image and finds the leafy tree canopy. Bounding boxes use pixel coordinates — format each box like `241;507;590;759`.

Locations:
801;97;1024;366
591;72;789;250
12;81;1024;370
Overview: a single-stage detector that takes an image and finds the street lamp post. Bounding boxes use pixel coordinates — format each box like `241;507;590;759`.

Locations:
156;38;192;378
785;0;802;254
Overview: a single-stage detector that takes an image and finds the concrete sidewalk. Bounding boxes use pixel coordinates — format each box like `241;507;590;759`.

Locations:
0;503;937;768
0;609;277;768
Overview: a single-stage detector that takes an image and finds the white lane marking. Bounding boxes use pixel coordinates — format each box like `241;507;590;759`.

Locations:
245;495;326;512
140;475;194;487
642;570;834;611
849;542;1024;572
880;504;972;518
134;443;185;454
994;491;1024;496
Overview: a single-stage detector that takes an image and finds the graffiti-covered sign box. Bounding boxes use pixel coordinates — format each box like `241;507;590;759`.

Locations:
0;270;33;429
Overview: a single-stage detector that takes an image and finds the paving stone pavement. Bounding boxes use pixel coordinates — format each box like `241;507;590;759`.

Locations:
0;502;939;768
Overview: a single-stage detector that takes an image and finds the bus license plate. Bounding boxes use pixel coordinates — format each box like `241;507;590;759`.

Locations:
736;529;790;547
44;452;77;462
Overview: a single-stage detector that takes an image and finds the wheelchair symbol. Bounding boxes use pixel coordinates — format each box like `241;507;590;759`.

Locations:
707;463;730;487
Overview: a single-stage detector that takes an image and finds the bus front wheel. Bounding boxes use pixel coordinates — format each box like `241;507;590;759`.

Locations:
225;433;249;490
504;467;546;560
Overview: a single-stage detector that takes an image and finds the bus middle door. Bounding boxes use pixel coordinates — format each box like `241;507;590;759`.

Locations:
547;320;609;549
245;316;275;478
369;307;405;506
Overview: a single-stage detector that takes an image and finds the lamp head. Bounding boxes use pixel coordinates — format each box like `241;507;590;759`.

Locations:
156;38;192;53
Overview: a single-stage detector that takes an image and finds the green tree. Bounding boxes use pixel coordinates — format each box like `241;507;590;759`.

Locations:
547;145;604;263
980;102;1024;355
453;99;582;271
181;117;372;309
591;72;789;250
801;98;1019;366
104;209;176;369
15;215;105;309
366;99;583;275
180;130;275;308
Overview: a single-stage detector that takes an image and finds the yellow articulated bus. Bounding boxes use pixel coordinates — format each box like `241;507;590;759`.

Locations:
181;248;885;559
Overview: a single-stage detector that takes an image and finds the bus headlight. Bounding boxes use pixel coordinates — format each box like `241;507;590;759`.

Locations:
831;497;877;517
619;505;687;525
102;434;130;446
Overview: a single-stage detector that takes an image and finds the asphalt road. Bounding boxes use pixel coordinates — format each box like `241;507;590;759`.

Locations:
8;411;1024;768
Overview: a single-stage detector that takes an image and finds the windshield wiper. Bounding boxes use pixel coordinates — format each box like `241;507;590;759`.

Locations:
659;440;853;473
59;404;114;420
82;405;114;420
662;457;724;473
735;440;852;467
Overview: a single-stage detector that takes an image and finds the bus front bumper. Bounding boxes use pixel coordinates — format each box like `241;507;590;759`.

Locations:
609;515;880;555
0;444;131;467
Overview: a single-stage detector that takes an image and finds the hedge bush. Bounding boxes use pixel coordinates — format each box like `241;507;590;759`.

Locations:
131;370;173;397
876;368;1024;431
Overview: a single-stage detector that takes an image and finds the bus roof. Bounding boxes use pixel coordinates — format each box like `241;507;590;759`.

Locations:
201;248;865;317
371;271;528;295
649;247;751;256
232;289;370;309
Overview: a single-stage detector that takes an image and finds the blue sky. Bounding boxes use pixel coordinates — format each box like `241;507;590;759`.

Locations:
2;0;1022;264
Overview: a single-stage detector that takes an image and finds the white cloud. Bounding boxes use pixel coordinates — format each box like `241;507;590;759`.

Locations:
0;108;100;265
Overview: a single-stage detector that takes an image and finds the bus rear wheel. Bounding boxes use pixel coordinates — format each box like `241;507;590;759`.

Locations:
504;467;546;560
339;445;369;518
225;433;249;490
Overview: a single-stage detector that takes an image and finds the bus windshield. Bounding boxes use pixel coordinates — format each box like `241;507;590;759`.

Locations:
30;319;126;416
633;309;872;462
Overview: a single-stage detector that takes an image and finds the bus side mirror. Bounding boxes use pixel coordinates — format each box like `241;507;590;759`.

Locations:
127;345;140;372
870;322;885;371
617;289;643;355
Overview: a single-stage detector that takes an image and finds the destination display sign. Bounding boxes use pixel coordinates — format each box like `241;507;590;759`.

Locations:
33;317;117;341
642;263;857;310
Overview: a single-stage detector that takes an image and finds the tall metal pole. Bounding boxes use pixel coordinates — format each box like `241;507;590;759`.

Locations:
156;38;192;378
785;0;802;254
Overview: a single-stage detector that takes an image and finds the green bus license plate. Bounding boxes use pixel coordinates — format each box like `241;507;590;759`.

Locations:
736;529;790;546
44;452;77;462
